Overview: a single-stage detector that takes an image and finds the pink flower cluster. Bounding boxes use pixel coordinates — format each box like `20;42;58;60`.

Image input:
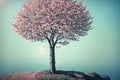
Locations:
34;71;44;79
34;71;57;80
12;0;92;44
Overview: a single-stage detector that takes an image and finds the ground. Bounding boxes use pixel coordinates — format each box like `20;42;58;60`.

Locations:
0;70;111;80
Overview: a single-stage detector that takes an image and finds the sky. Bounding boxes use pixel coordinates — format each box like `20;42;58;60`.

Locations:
0;0;120;80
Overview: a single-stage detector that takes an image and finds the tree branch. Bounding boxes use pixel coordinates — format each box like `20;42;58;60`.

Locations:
46;36;51;46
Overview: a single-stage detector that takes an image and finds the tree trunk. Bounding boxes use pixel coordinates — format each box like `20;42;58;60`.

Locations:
49;46;56;74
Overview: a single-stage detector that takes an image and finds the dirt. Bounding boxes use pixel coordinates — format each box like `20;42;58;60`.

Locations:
0;71;111;80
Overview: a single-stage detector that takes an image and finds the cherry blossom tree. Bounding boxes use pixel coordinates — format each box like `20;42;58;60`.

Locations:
12;0;92;74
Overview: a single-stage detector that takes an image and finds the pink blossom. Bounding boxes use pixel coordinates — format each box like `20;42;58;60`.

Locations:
12;0;92;43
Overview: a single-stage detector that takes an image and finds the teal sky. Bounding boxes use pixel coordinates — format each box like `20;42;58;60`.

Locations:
0;0;120;80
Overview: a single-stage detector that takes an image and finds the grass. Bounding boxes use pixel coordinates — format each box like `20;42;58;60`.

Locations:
34;70;76;80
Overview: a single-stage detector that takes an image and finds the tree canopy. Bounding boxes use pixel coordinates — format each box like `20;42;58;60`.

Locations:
12;0;92;46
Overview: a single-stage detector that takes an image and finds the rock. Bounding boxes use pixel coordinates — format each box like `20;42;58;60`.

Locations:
100;74;111;80
85;72;102;80
84;72;111;80
0;71;111;80
72;72;86;80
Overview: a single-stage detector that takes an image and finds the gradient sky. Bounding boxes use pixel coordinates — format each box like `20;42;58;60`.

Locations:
0;0;120;80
